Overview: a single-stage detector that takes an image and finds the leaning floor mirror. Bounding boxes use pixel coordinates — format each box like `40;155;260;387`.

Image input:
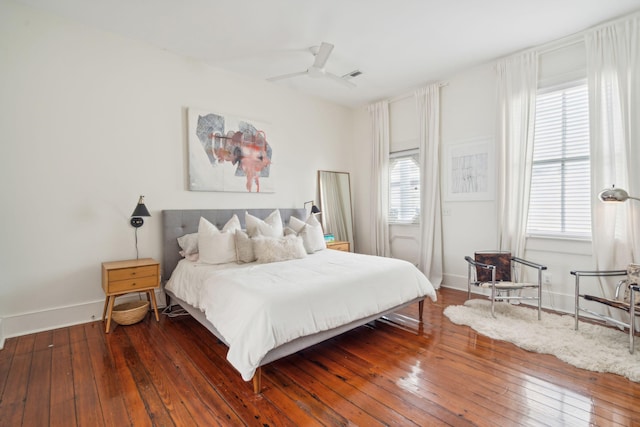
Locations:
318;170;354;250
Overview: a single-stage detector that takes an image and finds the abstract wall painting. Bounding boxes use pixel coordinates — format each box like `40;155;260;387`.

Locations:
188;108;274;193
444;137;494;201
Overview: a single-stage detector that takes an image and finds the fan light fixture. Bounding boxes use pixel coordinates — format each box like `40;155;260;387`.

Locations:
598;186;640;203
267;42;358;88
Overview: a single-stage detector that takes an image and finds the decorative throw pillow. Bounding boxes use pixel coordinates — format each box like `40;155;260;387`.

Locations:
287;215;326;253
245;210;283;238
301;214;326;252
253;235;307;264
287;215;306;233
177;232;198;256
234;230;256;263
178;215;241;258
198;216;241;265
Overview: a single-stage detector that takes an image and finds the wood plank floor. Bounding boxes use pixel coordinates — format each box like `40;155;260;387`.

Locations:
1;287;639;426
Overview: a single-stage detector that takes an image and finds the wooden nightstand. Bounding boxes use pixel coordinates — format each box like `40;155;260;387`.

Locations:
327;241;350;252
101;258;160;333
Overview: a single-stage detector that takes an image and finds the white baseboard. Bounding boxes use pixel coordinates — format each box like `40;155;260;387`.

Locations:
0;290;165;349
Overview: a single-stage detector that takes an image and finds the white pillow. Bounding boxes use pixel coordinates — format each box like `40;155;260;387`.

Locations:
177;215;241;257
287;216;306;233
177;232;198;256
300;216;326;253
198;215;241;264
234;230;256;263
287;215;326;253
253;235;307;263
245;210;283;238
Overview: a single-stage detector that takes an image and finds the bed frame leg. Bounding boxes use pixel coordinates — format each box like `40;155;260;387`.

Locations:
418;299;424;322
252;367;262;394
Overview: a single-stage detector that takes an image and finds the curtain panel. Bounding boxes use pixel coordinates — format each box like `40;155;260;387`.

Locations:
586;15;640;274
367;100;391;257
495;51;539;259
415;85;443;288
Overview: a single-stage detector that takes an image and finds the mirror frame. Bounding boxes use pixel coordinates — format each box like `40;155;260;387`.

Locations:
318;170;354;249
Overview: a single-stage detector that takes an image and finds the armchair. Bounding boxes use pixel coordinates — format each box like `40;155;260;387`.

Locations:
464;251;547;319
571;263;640;353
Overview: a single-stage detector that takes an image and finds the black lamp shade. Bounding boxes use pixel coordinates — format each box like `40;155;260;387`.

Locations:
130;196;150;228
304;200;321;215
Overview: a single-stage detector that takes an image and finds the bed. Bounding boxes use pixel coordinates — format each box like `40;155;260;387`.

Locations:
162;208;437;393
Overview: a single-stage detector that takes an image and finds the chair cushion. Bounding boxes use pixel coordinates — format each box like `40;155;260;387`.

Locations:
628;263;640;284
475;252;512;282
622;263;640;304
477;281;538;290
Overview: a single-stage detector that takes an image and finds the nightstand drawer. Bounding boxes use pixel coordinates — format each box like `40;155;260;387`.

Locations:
327;241;350;252
109;265;157;282
108;275;158;293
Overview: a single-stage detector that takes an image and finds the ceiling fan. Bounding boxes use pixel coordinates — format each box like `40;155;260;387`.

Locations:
267;42;360;88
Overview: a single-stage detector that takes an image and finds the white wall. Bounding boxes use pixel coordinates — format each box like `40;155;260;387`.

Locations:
440;62;499;286
0;1;355;345
353;42;615;316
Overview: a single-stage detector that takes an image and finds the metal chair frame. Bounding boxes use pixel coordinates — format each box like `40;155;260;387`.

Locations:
571;269;639;354
465;255;546;319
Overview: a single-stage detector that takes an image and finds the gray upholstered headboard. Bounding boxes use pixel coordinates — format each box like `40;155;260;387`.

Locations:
161;208;307;281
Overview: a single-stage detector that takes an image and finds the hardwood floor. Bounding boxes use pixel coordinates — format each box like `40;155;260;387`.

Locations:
1;287;639;426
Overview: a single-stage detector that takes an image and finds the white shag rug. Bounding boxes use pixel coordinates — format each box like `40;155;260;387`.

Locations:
443;299;640;382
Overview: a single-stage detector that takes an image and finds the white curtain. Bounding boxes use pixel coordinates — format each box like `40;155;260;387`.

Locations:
415;85;442;288
495;51;539;258
367;100;391;257
586;15;640;274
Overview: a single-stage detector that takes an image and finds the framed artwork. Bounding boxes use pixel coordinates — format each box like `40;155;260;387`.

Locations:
444;137;494;201
187;108;275;193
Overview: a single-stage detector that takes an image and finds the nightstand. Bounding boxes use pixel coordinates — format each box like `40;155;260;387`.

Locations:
101;258;160;333
327;241;350;252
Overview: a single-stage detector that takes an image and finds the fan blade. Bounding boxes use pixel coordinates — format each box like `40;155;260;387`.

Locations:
312;42;334;69
267;70;307;82
325;71;356;88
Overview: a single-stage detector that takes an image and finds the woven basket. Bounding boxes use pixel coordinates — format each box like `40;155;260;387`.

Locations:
111;300;149;325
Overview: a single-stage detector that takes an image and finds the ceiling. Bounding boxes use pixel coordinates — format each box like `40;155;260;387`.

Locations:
16;0;640;108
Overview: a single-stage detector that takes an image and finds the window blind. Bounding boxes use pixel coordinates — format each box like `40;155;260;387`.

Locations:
527;81;591;238
389;150;420;224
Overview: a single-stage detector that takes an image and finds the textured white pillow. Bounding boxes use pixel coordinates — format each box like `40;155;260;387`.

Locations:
234;230;256;263
198;215;241;264
245;210;283;238
177;232;198;256
253;235;307;263
287;214;326;253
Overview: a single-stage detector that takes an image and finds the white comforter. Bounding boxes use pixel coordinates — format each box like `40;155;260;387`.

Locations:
165;249;437;381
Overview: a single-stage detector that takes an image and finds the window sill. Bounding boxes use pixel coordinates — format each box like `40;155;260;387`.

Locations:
526;234;592;256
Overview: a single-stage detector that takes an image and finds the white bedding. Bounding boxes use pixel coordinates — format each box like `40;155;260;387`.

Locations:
165;249;437;381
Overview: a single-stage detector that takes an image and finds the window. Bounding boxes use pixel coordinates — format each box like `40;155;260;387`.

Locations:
389;150;420;224
527;81;591;238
